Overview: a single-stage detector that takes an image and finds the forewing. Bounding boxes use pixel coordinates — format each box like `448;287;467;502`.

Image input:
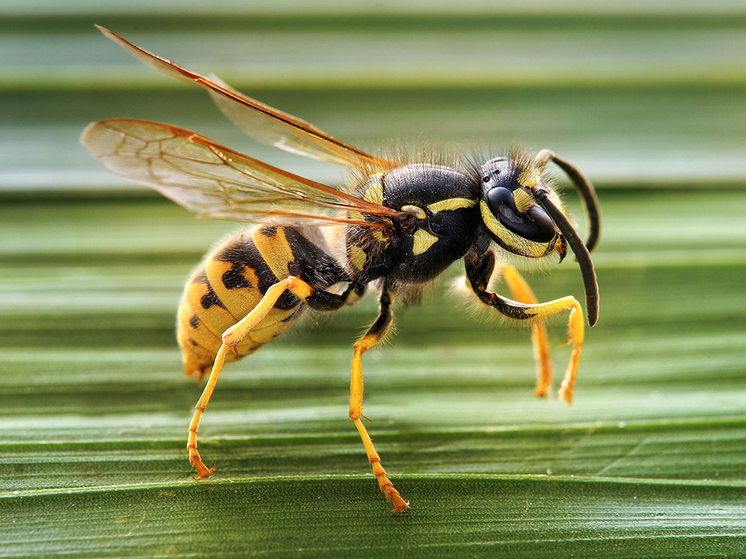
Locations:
96;25;393;170
81;118;401;226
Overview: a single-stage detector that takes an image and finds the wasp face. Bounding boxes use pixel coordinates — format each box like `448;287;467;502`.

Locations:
479;156;566;260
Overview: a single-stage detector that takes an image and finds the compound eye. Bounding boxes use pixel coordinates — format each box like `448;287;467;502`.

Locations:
486;186;557;243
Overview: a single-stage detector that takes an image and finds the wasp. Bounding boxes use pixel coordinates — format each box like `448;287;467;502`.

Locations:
82;27;600;513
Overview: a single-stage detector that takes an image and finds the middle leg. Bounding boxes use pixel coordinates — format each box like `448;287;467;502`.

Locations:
348;289;409;513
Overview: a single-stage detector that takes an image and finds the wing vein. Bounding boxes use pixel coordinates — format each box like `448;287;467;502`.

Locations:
81;118;402;228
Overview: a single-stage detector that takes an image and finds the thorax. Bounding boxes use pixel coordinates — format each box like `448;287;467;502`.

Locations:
346;163;481;285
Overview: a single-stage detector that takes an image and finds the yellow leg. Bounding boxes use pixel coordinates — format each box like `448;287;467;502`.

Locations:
502;294;584;405
187;343;227;478
558;302;584;405
187;276;313;479
466;249;585;405
348;295;409;513
497;263;553;398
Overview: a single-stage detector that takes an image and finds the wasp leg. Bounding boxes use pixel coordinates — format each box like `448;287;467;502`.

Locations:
187;275;345;479
466;249;584;404
349;290;409;513
495;262;553;398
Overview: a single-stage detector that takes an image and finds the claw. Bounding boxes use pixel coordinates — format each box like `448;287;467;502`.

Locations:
189;453;215;479
387;490;410;513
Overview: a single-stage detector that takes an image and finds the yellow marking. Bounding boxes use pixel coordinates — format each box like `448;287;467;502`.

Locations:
401;204;426;219
350;245;367;270
348;211;365;222
177;301;222;353
177;326;215;361
412;229;439;256
427;197;476;213
512;188;534;213
363;181;384;205
372;229;386;242
479;200;553;258
518;168;541;188
204;254;298;349
220;276;313;347
252;226;293;280
249;321;294;345
177;327;217;380
184;279;237;334
205;257;262;317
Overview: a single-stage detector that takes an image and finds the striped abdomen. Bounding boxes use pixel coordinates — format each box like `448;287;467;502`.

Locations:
177;225;348;379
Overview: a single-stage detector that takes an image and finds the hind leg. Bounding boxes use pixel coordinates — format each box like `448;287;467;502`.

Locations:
187;276;345;478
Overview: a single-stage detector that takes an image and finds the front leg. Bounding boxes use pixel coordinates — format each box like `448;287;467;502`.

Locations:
465;249;584;404
496;262;554;398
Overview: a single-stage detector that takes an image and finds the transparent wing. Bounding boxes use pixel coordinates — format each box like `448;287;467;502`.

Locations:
96;25;394;170
81;118;402;226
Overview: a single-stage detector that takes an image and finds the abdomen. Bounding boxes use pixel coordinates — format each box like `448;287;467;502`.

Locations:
177;225;310;379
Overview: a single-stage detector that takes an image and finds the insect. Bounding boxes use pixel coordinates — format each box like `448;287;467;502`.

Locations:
82;26;600;513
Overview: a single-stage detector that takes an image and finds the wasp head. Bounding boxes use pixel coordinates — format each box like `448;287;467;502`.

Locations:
478;156;568;261
479;153;600;327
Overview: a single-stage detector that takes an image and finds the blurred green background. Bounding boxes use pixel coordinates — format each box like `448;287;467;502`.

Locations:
1;1;745;557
